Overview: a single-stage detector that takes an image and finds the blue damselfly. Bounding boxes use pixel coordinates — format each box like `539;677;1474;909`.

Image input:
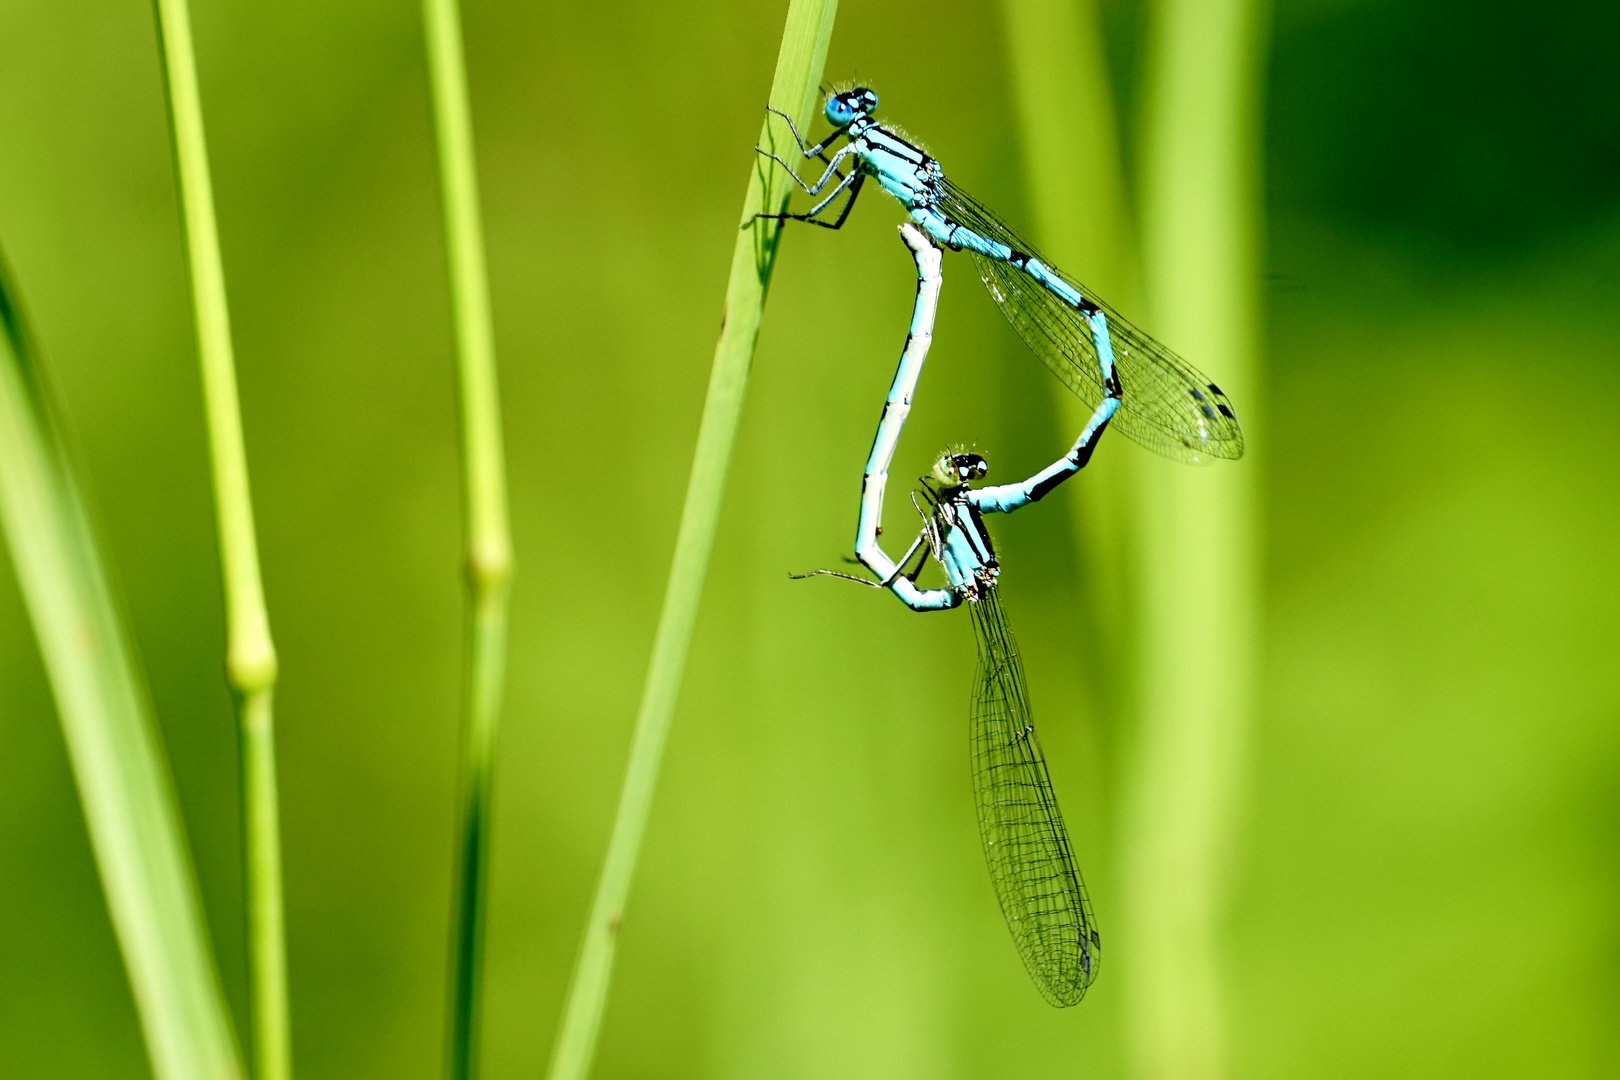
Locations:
755;86;1243;465
799;224;1106;1006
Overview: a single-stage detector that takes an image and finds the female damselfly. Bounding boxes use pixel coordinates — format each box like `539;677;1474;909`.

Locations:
755;86;1243;465
799;224;1105;1006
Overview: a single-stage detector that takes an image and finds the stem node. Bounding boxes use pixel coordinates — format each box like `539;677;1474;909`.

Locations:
421;1;515;1078
465;539;512;592
227;635;279;698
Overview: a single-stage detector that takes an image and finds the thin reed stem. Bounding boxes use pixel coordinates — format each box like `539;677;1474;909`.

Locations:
418;2;513;1079
544;3;838;1077
1121;0;1267;1076
0;254;244;1080
149;2;289;1078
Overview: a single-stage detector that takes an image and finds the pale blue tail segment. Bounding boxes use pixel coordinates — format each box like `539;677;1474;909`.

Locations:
854;224;958;612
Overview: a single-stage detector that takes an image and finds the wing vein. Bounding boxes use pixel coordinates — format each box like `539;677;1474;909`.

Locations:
937;179;1244;464
969;586;1098;1006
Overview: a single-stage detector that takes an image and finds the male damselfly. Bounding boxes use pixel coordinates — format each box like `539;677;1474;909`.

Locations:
755;86;1243;465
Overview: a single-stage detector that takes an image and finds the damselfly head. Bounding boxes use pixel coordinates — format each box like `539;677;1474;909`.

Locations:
825;87;879;127
933;449;988;485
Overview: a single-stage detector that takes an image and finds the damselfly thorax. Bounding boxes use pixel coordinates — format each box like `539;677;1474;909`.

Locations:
918;482;1001;599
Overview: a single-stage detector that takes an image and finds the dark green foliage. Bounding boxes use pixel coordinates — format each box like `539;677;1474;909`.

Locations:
1271;0;1620;254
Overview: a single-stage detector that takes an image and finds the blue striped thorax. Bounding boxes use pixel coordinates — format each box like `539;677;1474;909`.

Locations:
929;485;1000;596
825;88;942;213
852;121;937;209
832;95;1032;267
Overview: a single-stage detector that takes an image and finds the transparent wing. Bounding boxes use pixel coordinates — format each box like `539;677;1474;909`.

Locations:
938;180;1244;464
968;586;1099;1006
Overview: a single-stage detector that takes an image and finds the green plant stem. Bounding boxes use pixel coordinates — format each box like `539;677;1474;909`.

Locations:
544;4;837;1077
239;687;287;1080
1121;0;1266;1076
149;2;288;1078
418;2;513;1079
0;256;243;1080
999;0;1137;726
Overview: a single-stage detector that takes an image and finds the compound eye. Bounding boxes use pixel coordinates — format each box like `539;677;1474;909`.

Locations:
863;90;879;111
949;453;987;481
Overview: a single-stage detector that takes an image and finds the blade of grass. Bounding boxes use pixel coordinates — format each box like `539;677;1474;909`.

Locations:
0;253;243;1080
417;2;514;1079
544;3;838;1077
1121;0;1267;1075
149;2;289;1078
999;0;1138;748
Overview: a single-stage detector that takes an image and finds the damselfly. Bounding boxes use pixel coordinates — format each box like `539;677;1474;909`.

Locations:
799;224;1107;1006
754;86;1243;465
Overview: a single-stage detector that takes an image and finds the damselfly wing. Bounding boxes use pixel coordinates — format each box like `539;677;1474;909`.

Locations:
968;586;1099;1006
938;180;1243;465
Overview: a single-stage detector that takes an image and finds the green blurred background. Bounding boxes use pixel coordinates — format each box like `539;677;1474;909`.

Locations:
1;0;1616;1076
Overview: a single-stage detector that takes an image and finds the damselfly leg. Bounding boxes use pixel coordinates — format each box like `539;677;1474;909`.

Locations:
791;527;929;588
754;144;855;196
747;172;865;231
764;104;843;160
747;106;873;230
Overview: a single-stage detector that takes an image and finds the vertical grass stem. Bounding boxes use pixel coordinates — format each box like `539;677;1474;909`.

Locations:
544;3;838;1077
149;1;289;1078
417;2;514;1079
1123;0;1267;1076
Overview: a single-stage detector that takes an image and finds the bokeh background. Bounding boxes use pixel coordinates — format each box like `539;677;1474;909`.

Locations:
1;0;1617;1077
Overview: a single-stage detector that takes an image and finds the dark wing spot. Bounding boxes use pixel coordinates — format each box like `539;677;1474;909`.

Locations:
1217;404;1235;419
1207;382;1223;395
1190;387;1206;402
1201;405;1216;420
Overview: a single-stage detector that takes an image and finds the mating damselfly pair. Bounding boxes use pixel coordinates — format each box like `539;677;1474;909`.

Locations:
761;87;1244;1007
